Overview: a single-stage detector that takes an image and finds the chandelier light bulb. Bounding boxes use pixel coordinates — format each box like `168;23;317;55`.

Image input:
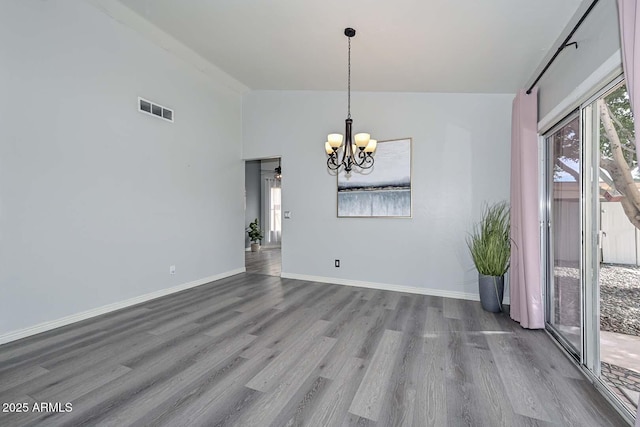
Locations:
364;139;377;153
354;133;371;148
328;134;343;148
325;142;333;154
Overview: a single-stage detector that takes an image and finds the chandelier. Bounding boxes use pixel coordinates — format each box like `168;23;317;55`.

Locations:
274;158;282;180
325;28;377;173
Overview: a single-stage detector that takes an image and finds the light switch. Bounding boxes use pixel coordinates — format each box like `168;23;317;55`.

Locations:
284;211;292;219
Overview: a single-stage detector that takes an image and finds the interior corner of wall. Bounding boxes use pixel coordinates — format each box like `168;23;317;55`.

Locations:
85;0;249;95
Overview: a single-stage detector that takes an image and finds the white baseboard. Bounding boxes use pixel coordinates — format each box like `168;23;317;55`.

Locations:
280;272;481;302
245;246;281;252
0;267;246;346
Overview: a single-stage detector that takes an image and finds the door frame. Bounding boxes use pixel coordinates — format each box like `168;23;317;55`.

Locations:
542;110;583;361
243;156;284;276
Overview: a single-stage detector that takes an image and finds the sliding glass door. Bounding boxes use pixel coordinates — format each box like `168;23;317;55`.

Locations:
545;114;582;357
544;77;639;419
591;82;640;414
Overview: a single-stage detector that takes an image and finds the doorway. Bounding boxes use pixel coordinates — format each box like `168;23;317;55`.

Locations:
244;158;282;276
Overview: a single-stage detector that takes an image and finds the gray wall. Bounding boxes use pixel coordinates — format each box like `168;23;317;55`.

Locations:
243;90;513;298
0;0;244;335
245;160;261;248
261;159;279;173
531;0;621;120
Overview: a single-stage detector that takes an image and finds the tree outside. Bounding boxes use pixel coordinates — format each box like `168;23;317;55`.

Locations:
553;83;639;229
598;84;640;230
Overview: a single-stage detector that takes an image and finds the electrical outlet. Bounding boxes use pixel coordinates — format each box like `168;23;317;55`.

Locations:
335;259;340;268
169;265;176;275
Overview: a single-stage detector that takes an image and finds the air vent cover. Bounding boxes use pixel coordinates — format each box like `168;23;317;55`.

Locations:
138;97;173;122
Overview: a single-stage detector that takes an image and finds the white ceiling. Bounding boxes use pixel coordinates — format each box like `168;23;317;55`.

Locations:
116;0;583;93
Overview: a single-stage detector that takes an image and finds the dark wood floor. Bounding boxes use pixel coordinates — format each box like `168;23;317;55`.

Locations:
245;247;281;276
0;273;628;426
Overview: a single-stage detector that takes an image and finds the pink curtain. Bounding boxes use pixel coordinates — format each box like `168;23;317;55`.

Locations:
618;0;640;158
617;1;640;423
510;88;544;329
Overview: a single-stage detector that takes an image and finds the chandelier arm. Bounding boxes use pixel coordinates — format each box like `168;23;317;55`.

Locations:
360;163;374;170
340;117;352;171
338;146;348;172
327;155;341;170
358;155;375;169
353;150;368;166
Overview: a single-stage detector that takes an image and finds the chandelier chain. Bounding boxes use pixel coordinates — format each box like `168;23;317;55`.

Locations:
347;36;351;119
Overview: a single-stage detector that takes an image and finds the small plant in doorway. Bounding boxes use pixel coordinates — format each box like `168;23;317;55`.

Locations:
246;218;264;252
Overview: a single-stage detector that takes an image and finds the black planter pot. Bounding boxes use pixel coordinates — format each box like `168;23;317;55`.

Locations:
478;274;504;312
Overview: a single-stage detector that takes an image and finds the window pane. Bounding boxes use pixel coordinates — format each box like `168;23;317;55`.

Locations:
548;115;582;353
597;83;639;415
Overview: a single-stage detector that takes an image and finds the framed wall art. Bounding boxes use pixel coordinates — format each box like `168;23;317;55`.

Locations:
337;137;412;218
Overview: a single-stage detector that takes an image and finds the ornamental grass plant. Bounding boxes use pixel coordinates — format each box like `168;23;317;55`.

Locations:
467;201;511;277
